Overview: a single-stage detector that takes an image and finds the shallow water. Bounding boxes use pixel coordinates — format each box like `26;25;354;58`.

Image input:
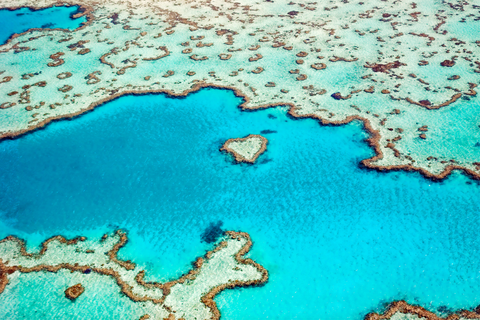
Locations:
0;6;86;44
1;88;480;319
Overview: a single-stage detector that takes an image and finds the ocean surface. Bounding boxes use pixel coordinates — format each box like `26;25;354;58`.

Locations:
1;6;480;320
0;5;86;44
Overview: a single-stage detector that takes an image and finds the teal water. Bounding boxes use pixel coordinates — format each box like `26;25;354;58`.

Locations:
1;88;480;319
0;6;86;44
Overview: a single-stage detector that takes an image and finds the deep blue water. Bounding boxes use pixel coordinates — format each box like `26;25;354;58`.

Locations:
0;6;86;44
1;89;480;319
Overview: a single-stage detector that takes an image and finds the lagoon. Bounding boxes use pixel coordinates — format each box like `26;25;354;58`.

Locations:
0;5;86;44
0;89;479;319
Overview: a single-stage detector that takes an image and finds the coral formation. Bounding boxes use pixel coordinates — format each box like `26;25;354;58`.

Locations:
221;134;268;164
0;230;268;320
65;283;84;300
365;300;480;320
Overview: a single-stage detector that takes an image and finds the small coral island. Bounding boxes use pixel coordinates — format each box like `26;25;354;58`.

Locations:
0;230;268;320
221;134;268;164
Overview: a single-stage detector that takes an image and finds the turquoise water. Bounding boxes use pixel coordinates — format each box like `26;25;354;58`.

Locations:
0;6;87;44
1;88;480;319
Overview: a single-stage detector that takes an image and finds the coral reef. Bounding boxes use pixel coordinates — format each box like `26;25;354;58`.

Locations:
0;230;268;320
365;300;480;320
